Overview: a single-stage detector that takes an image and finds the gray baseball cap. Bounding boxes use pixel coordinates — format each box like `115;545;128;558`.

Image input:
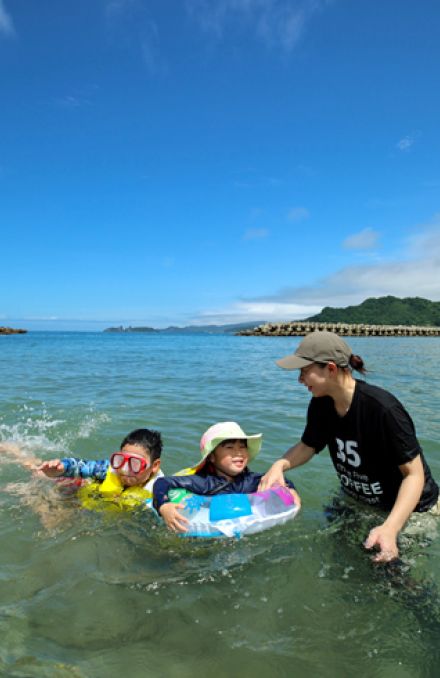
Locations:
276;331;352;370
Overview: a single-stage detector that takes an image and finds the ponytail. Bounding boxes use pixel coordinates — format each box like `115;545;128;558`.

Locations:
349;354;366;375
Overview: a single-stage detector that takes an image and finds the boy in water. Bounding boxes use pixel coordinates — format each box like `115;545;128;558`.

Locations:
39;428;163;508
1;428;164;518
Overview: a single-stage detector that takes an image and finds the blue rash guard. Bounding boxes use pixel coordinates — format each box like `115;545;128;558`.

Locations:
60;457;110;480
153;466;295;513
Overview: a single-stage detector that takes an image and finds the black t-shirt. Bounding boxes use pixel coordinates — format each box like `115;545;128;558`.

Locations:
302;380;439;512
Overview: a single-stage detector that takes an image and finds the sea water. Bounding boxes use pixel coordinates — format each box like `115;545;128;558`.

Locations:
0;332;439;678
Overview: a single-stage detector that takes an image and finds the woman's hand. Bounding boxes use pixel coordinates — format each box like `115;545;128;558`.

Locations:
259;442;314;491
37;459;65;478
364;524;399;562
159;502;189;533
364;456;425;563
258;459;289;491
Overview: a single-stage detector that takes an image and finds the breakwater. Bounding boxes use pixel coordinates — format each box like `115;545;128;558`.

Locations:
0;327;27;335
237;321;440;337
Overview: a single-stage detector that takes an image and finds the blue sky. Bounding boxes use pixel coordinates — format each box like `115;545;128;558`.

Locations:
1;0;440;330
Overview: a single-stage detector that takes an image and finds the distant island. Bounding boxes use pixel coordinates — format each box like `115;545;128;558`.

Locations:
0;326;27;335
104;321;267;335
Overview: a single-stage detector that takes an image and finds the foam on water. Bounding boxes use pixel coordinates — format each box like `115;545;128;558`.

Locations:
0;405;112;461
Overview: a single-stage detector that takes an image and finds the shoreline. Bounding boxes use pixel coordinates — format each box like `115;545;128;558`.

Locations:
236;321;440;337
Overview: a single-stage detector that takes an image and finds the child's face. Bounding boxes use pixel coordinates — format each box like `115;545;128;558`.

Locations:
210;439;249;477
112;443;160;487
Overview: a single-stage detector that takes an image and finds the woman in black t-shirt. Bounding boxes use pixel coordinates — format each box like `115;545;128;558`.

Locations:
259;331;439;563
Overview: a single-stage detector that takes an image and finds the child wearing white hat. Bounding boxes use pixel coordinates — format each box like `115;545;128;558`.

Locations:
153;421;300;533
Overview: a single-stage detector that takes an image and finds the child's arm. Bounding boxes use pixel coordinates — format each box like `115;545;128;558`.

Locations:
38;459;66;478
153;475;208;510
153;475;206;533
37;457;109;480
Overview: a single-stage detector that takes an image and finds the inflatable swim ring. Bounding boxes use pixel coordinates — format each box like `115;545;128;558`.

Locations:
168;486;300;538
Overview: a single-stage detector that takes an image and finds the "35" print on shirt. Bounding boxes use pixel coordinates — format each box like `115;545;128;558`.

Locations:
335;439;361;467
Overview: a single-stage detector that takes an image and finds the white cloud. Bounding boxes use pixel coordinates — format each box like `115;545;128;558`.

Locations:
56;95;85;109
64;96;82;107
252;218;440;308
256;2;306;51
140;21;161;74
0;0;15;37
105;0;137;19
396;132;420;152
343;227;380;251
234;174;283;188
12;315;60;322
287;206;310;222
105;1;162;74
243;227;269;240
405;216;440;249
185;0;329;52
196;217;440;323
54;84;98;109
195;301;322;324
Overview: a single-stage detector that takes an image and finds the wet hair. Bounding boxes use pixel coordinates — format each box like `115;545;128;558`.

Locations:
349;354;367;375
120;428;163;462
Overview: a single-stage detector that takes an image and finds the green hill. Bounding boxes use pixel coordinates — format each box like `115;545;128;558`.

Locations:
306;296;440;326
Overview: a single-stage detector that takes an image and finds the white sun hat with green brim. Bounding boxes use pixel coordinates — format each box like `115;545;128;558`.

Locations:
198;421;262;466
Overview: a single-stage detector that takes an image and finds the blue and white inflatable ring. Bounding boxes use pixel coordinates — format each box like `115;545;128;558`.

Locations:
168;486;300;538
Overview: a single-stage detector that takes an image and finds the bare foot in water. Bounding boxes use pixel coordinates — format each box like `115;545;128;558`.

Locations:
1;441;81;531
0;441;42;472
5;480;75;532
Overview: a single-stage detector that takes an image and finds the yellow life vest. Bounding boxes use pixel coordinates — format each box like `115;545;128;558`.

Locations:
77;467;153;512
